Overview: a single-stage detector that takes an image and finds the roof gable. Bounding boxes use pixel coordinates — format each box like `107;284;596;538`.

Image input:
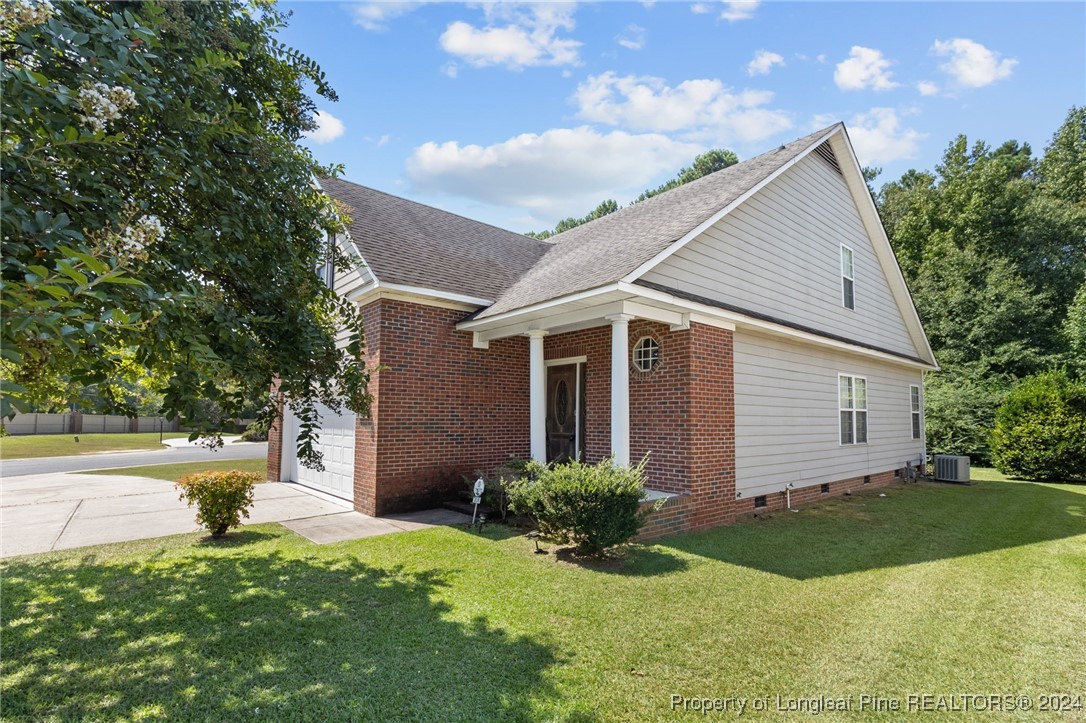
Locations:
320;177;550;302
474;124;840;319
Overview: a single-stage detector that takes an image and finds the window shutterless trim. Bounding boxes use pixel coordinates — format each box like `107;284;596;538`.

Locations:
839;373;867;445
840;243;855;310
910;384;922;440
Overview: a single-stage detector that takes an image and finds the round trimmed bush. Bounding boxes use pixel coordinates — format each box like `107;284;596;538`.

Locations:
507;457;655;555
990;370;1086;481
176;469;259;537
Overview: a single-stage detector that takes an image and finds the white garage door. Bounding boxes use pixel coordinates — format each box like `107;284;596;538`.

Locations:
282;403;355;501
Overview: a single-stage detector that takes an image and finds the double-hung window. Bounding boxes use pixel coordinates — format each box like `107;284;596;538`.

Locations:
910;384;922;440
840;244;855;310
839;374;867;444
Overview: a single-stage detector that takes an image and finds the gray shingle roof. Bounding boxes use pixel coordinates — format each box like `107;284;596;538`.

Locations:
320;177;551;301
475;124;841;319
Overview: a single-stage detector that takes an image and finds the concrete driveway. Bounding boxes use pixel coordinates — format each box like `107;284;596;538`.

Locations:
1;472;350;557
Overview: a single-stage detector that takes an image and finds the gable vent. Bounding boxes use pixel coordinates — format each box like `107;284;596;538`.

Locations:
813;142;843;176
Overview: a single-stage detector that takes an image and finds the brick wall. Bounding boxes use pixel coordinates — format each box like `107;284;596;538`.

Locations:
360;298;530;515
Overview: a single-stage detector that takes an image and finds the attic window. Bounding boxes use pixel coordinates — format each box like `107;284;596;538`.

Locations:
840;244;855;310
632;337;660;372
317;233;336;288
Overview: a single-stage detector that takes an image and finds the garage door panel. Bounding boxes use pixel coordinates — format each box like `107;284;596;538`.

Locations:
282;404;355;501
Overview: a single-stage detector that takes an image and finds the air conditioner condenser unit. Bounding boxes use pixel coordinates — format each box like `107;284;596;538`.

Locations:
933;455;970;483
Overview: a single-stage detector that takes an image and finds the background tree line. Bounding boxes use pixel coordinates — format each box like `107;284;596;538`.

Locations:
876;107;1086;466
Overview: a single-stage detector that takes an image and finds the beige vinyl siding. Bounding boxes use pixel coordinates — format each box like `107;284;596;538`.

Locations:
641;152;918;359
333;234;373;349
734;329;925;497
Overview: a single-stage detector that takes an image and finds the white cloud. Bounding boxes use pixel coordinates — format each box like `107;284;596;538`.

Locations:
617;24;646;51
721;0;760;22
916;80;939;96
377;134;390;148
349;2;425;32
932;38;1017;88
439;3;581;69
834;46;899;91
747;49;784;76
406;126;701;222
305;110;345;144
441;62;459;78
691;3;713;14
846;108;926;165
573;71;792;143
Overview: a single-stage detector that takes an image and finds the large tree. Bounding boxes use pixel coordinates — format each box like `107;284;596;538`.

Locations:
1;0;369;466
878;108;1086;460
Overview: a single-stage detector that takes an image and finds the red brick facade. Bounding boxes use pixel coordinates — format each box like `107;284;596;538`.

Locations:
266;297;904;537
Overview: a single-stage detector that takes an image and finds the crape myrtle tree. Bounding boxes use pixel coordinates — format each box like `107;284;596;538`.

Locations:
1;0;370;468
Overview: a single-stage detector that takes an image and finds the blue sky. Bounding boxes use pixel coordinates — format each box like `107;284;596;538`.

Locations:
278;1;1085;232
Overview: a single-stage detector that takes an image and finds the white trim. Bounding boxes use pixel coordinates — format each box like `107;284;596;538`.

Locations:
830;131;938;367
529;330;548;462
910;383;922;440
621;126;841;284
609;314;633;465
459;284;623;329
472;333;489;349
348;280;491;308
840;243;855;310
545;356;587;366
838;372;868;446
619;281;933;370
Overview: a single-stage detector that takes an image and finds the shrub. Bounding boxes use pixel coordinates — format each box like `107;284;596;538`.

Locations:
241;419;269;442
176;470;259;538
507;457;655;555
991;369;1086;481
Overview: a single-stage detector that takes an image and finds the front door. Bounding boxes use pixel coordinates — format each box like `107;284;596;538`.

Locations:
546;363;585;463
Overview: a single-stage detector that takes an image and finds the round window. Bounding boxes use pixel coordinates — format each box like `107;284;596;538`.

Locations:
632;336;660;372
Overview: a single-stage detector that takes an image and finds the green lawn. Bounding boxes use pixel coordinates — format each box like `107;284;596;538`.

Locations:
81;458;268;482
3;471;1083;721
0;432;190;459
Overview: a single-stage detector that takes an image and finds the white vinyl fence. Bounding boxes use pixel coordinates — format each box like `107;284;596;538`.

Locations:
1;413;180;436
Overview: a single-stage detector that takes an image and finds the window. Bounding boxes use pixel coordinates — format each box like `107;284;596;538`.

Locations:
910;384;922;440
632;337;661;372
820;483;830;494
754;495;767;509
317;233;336;288
839;374;867;444
840;244;855;310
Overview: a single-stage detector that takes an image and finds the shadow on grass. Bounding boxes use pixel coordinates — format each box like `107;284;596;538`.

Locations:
660;481;1086;580
2;544;562;721
552;545;689;576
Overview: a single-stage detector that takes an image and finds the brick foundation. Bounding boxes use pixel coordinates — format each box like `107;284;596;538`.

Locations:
638;468;902;541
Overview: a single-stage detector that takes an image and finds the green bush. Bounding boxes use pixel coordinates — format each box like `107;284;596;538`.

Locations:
991;370;1086;481
241;420;269;442
176;470;259;537
507;457;655;555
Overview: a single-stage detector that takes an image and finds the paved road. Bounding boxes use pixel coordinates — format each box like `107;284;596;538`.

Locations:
0;442;267;478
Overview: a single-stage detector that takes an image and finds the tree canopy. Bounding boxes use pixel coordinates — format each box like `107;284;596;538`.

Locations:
877;107;1086;461
1;0;369;466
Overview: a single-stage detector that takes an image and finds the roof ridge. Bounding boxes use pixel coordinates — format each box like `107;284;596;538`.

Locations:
321;176;549;249
545;123;841;244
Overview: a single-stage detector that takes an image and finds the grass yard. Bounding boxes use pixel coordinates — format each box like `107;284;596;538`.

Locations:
0;432;190;459
80;457;268;482
3;471;1083;721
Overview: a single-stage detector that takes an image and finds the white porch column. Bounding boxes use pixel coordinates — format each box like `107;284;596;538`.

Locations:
608;314;633;465
528;330;548;462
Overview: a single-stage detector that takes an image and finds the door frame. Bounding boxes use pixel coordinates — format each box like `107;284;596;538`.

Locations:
545;356;586;462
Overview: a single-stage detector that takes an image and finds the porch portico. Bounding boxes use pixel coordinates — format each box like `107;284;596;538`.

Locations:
458;284;738;480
